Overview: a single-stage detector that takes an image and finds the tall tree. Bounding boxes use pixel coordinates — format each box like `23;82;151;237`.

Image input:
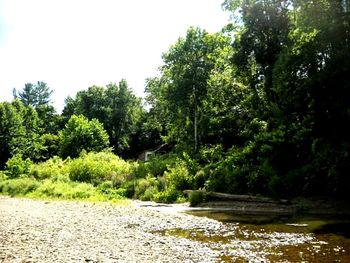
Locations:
14;81;53;108
61;80;143;156
0;100;44;168
147;27;232;152
220;0;350;197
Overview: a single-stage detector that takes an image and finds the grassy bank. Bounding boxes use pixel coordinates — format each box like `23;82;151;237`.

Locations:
0;151;196;203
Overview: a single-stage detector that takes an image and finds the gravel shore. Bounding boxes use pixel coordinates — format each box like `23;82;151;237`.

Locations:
0;196;225;262
1;196;321;262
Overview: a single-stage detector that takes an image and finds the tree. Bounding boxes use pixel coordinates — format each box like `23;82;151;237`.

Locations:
0;101;24;168
36;104;62;134
14;81;53;108
59;115;109;159
61;80;143;156
220;0;350;197
146;27;232;152
0;100;44;168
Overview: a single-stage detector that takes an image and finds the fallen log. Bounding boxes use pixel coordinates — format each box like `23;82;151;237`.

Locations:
184;190;289;204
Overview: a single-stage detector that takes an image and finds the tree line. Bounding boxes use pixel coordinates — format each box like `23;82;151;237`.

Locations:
1;0;349;199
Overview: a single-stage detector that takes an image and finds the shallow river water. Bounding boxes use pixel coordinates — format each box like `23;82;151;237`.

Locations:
164;210;350;262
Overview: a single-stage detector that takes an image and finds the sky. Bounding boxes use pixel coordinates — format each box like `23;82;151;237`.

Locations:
0;0;230;112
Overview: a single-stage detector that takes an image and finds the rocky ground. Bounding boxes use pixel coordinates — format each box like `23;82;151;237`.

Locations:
0;196;322;262
0;196;225;262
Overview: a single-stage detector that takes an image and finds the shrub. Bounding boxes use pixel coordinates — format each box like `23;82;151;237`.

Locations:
119;180;137;198
0;171;7;182
133;176;159;199
198;145;224;164
164;161;192;190
132;153;178;178
59;115;109;159
0;178;39;196
30;180;97;199
189;190;204;207
152;187;182;203
29;156;68;180
141;186;159;201
5;154;33;178
40;133;60;160
68;151;132;185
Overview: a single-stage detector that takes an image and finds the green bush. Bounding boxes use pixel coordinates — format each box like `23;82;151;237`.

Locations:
68;151;132;185
119;180;136;198
132;153;178;178
164;161;192;190
59;115;109;159
0;178;39;196
189;190;204;207
5;154;33;178
0;171;7;182
141;186;159;201
29;156;68;180
132;176;160;200
198;145;224;164
30;180;98;200
152;187;182;203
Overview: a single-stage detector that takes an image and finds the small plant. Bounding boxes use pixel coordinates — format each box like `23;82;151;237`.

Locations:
164;161;192;190
152;187;182;203
29;156;67;180
189;190;204;207
0;171;7;182
5;154;33;178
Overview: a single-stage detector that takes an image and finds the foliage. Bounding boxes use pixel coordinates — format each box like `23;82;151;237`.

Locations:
164;161;192;191
39;133;60;160
29;180;98;200
29;156;68;180
13;81;53;108
0;177;40;196
146;28;234;152
132;153;178;179
61;80;143;157
1;0;350;202
0;101;24;168
36;105;62;134
67;151;132;186
0;171;7;182
5;154;33;179
189;191;204;207
152;187;183;203
59;115;109;159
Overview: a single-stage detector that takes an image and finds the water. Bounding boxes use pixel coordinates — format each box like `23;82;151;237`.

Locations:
163;210;350;262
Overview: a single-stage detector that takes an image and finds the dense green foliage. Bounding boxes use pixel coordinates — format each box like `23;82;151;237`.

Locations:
59;115;109;159
1;0;349;202
61;80;144;157
0;152;193;203
13;81;53;108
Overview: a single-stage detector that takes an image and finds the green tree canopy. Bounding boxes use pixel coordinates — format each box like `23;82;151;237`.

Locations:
61;80;143;156
59;115;109;159
146;27;234;152
14;81;53;108
0;100;44;168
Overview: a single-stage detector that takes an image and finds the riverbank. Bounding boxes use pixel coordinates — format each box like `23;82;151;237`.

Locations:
1;196;348;262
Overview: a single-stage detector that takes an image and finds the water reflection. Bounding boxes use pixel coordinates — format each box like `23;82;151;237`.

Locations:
176;210;350;262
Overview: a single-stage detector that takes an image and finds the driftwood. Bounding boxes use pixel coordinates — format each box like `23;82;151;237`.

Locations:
184;190;289;204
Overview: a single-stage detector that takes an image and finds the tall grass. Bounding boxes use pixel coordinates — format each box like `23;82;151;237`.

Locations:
0;150;199;204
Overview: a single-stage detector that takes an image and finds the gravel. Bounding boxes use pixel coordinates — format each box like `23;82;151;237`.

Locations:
0;197;222;262
0;196;319;262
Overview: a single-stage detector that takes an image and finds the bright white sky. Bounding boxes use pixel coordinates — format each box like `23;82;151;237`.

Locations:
0;0;230;112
